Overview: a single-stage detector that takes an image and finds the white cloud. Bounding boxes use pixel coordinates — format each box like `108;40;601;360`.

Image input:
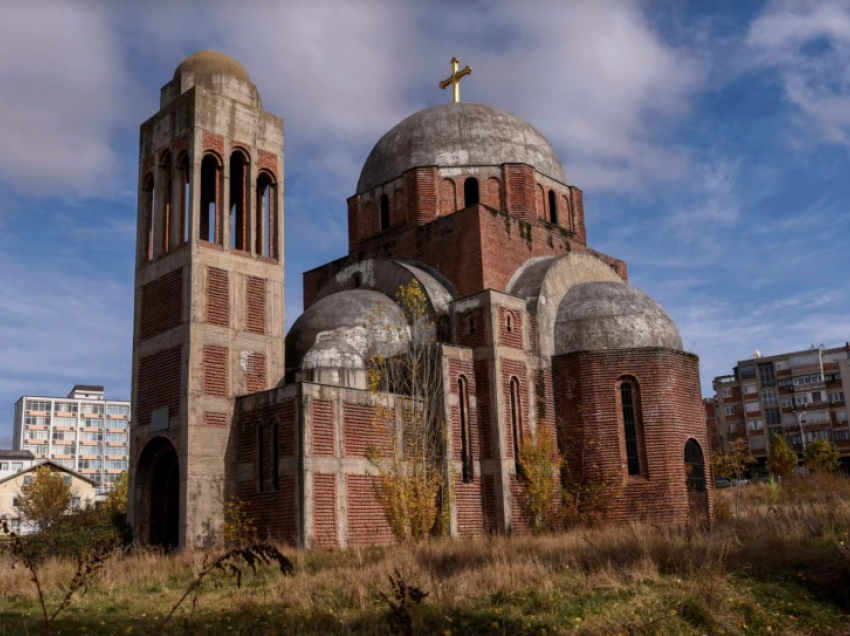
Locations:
749;0;850;146
0;1;141;196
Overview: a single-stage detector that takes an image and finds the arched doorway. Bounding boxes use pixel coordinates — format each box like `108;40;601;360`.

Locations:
136;437;180;550
684;438;708;521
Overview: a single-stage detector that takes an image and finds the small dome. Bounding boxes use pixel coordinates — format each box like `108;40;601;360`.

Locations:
554;282;682;355
357;102;566;194
286;289;409;370
174;50;251;83
303;339;365;370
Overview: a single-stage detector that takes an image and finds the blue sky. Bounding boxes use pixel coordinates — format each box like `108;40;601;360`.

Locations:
1;0;850;445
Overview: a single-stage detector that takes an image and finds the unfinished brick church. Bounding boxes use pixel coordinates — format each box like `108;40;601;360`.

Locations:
129;50;712;550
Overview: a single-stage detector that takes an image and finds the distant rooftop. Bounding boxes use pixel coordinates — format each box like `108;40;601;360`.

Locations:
0;449;34;460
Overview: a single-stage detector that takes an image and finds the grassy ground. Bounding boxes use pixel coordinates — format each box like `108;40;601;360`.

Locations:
3;477;850;635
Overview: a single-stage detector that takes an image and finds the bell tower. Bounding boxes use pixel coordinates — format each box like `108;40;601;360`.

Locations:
129;51;285;549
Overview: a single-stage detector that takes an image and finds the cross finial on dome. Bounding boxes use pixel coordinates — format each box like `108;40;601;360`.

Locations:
439;57;472;103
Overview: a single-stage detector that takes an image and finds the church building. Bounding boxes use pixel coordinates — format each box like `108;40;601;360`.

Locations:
129;50;712;550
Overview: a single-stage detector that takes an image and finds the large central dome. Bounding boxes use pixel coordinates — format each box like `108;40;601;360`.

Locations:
357;102;566;194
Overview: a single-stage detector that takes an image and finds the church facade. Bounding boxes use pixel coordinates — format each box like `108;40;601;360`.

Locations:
129;51;712;550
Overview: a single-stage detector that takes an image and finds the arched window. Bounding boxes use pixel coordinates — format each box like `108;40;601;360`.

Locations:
272;419;280;492
548;190;558;225
510;377;523;472
459;376;473;483
255;171;276;258
561;195;571;231
467;314;476;335
159;151;172;253
229;150;248;251
379;194;390;231
536;184;545;219
620;381;641;476
200;154;220;243
179;153;190;245
257;424;265;493
440;178;457;215
464;177;479;206
684;439;706;493
141;174;155;262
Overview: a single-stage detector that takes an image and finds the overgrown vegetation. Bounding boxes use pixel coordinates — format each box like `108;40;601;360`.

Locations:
3;477;850;634
366;280;445;544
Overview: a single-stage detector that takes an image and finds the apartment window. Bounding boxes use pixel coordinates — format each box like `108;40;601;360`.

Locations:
105;432;128;443
53;416;77;427
80;431;103;442
835;430;850;441
751;438;766;450
23;445;49;455
105;459;127;470
78;459;101;470
788;434;802;445
796;396;809;406
26;400;51;412
722;388;732;398
740;364;756;379
54;445;76;455
782;399;793;409
80;403;104;415
743;384;756;395
0;462;7;471
55;402;79;413
11;462;23;472
12;497;19;508
811;391;823;403
805;430;831;443
763;389;778;406
62;476;71;486
729;423;737;433
25;416;50;427
758;362;776;387
10;519;20;530
765;408;781;426
725;406;734;416
745;402;760;413
83;418;104;429
24;430;47;440
831;392;845;403
106;404;130;416
108;420;129;430
71;497;81;509
52;430;76;441
747;420;764;432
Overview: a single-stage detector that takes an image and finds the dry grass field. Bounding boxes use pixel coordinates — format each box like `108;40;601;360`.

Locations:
3;477;850;635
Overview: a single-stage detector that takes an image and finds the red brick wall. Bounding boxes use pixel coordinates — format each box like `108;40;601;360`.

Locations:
475;360;493;459
244;352;267;394
346;474;395;546
456;479;484;536
448;359;478;463
483;177;503;209
311;399;335;457
206;268;229;327
343;402;392;457
510;477;533;535
312;473;337;547
257;150;277;175
440;178;457;216
202;130;224;155
140;269;183;340
203;412;228;427
504;164;536;222
481;475;497;533
552;349;712;523
501;360;529;458
202;345;229;397
405;167;438;225
499;307;523;349
137;346;182;426
456;307;486;348
245;277;266;334
236;400;298;543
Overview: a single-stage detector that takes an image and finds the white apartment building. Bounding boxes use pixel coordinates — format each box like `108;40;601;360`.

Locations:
712;344;850;470
13;385;130;492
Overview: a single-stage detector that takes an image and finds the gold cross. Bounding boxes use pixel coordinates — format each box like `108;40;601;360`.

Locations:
439;57;472;103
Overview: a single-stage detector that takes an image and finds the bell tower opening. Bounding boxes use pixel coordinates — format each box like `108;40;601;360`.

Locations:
136;437;180;550
464;177;479;206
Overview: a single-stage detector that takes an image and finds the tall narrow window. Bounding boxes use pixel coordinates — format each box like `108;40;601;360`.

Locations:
255;171;276;258
257;424;265;493
464;177;479;206
142;174;155;262
229;151;248;251
548;190;558;225
200;154;220;243
179;153;190;245
379;194;390;231
459;376;473;483
272;419;280;492
160;152;172;253
506;312;513;334
510;377;522;473
621;382;641;476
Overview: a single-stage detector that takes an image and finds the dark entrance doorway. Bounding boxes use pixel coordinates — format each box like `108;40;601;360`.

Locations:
684;438;708;521
137;437;180;550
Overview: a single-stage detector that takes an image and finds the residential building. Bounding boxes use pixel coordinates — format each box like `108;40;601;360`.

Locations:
0;449;35;481
711;344;850;470
13;385;130;492
0;460;99;534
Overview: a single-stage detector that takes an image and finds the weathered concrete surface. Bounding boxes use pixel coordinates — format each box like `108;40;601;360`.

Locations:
554;281;683;355
357;103;567;193
285;289;408;371
506;252;624;363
